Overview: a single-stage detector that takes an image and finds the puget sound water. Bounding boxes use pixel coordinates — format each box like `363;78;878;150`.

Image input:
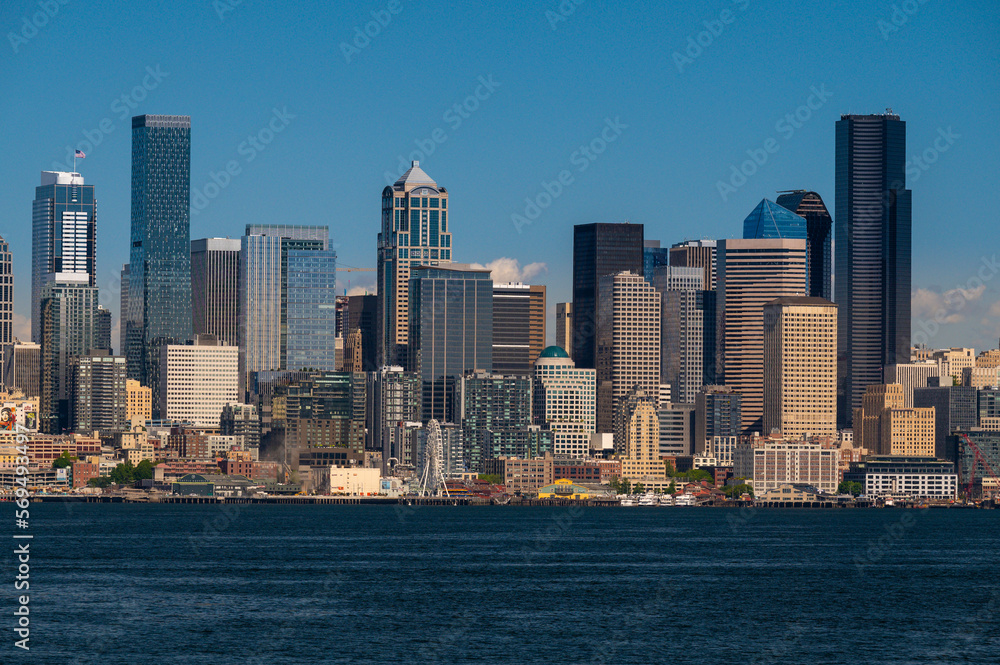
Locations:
10;503;1000;664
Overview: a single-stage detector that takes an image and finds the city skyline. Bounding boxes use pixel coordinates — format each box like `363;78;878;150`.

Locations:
1;1;997;352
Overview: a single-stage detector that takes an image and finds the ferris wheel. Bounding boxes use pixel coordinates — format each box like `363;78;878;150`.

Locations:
418;419;450;497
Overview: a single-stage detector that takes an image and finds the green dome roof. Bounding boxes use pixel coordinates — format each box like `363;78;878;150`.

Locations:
539;346;570;359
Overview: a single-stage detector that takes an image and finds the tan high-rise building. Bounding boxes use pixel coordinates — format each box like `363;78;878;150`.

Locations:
962;366;1000;390
556;303;572;357
763;297;837;440
878;408;936;456
976;346;1000;369
619;400;666;481
884;362;945;407
596;272;660;435
669;239;717;289
855;383;935;456
343;328;363;372
377;161;453;366
126;379;152;425
930;347;975;382
718;239;807;435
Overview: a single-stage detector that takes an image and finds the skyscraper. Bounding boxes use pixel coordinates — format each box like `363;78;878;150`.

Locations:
119;264;129;356
127;115;192;416
763;297;838;440
347;294;378;372
377;161;453;367
240;225;335;379
643;240;670;278
596;271;660;439
775;190;833;301
40;276;98;432
2;341;41;398
191;238;240;346
533;346;596;458
556;303;572;354
836;112;912;428
668;239;716;290
95;306;111;353
70;353;127;434
572;223;643;368
491;283;545;375
32;171;96;342
407;264;492;423
717;238;807;434
0;235;11;345
652;265;708;404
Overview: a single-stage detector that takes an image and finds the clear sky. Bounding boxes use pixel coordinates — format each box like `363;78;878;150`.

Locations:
1;0;998;351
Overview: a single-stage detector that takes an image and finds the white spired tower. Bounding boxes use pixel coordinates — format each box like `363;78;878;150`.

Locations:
418;419;449;497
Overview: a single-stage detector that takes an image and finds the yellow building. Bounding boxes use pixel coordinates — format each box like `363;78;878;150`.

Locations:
879;408;936;456
126;380;152;424
619;399;666;481
537;478;611;500
857;384;904;451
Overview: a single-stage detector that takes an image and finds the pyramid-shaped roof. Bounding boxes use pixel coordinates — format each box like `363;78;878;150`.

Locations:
394;161;437;187
742;198;807;240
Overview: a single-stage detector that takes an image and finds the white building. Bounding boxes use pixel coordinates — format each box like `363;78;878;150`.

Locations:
705;435;737;467
159;334;238;427
734;436;839;494
533;346;596;458
884;362;946;407
845;457;957;500
326;466;381;495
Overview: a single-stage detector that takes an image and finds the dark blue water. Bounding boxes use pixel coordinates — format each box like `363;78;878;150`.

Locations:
6;503;999;664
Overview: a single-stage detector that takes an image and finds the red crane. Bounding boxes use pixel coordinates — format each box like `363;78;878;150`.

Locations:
960;433;1000;500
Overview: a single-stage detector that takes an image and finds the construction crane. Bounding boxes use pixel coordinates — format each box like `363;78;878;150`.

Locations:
336;263;374;272
960;433;1000;501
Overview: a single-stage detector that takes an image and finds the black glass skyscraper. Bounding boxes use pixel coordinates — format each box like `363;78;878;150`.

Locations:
775;190;833;301
571;223;643;368
127;115;192;415
835;113;912;428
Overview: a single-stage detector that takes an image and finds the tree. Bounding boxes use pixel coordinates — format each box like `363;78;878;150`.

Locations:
724;483;754;498
51;451;75;469
664;462;676;477
110;460;136;485
134;459;155;481
838;480;863;496
667;481;676;495
620;478;632;495
634;483;646;494
87;477;113;489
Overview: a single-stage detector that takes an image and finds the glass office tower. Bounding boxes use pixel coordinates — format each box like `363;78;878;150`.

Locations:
407;264;492;423
775;190;833;301
127;115;192;416
32;171;96;342
835;113;912;428
571;222;644;368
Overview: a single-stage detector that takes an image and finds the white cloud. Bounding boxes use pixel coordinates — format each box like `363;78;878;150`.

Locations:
469;257;548;284
912;284;987;325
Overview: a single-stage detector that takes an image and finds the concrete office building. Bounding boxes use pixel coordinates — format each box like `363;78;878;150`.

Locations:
126;379;152;425
619;399;666;482
734;437;839;494
653;265;711;404
191;238;241;346
70;354;128;434
3;341;41;397
159;335;239;427
913;385;978;459
763;297;837;440
717;238;807;434
533;346;596;459
668;239;717;290
885;362;945;408
367;366;421;458
694;386;742;452
0;235;11;346
556;303;572;355
597;271;660;436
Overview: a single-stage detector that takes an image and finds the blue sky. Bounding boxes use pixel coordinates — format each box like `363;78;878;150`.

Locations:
1;0;998;350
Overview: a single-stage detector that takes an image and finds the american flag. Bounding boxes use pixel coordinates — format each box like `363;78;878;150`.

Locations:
75;150;86;158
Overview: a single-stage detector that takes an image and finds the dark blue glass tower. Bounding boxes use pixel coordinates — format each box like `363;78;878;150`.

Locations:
775;190;833;302
127;115;192;415
835;113;912;428
408;265;493;423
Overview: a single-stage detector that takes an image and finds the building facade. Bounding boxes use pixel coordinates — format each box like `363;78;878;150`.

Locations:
191;237;240;346
774;191;834;301
763;297;837;440
533;346;596;458
32;171;96;343
836;113;912;428
653;265;709;404
377;161;453;366
159;335;239;427
668;239;717;290
556;302;572;355
572;222;643;368
734;437;839;494
40;277;98;433
491;283;545;375
127;115;193;415
2;342;40;397
717;238;807;434
70;354;127;433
